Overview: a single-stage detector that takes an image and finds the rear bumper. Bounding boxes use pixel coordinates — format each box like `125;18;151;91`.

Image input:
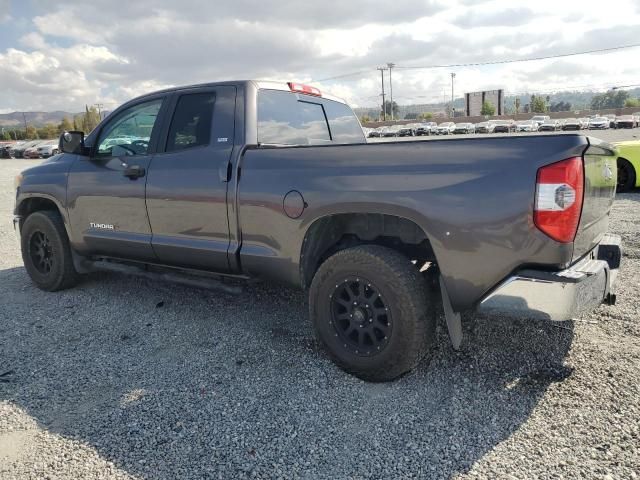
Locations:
477;234;621;321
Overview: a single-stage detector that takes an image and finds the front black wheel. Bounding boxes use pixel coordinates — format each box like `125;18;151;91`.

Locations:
617;158;636;193
309;245;436;382
21;211;79;291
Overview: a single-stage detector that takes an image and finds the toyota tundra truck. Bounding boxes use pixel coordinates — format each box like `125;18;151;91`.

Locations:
13;80;622;381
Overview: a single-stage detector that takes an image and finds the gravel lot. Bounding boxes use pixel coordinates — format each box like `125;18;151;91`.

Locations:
1;131;639;479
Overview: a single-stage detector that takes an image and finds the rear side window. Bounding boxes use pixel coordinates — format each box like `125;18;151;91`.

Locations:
323;100;365;143
166;92;215;152
258;90;330;145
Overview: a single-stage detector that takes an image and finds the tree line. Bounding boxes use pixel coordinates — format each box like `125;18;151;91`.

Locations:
1;105;102;141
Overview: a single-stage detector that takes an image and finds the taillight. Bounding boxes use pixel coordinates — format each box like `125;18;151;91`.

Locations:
534;156;584;243
288;82;321;97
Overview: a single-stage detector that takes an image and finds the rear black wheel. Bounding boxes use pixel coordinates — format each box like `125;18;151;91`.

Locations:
21;211;79;291
617;158;636;193
309;245;436;382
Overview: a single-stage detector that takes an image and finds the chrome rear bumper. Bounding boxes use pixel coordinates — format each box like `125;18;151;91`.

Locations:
477;234;621;321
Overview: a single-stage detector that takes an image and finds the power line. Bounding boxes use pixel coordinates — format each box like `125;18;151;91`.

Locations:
395;43;640;70
310;43;640;83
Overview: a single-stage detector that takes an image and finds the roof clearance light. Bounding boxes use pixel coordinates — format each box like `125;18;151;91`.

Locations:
288;82;322;97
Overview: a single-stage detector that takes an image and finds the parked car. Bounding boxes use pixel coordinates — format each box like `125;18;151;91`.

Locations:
562;118;583;131
539;119;561;131
453;122;475;134
368;128;382;138
397;125;414;137
530;115;550;128
475;121;496;134
23;141;48;159
13;80;622;382
606;114;617;129
615;115;636;129
613;140;640;192
515;120;538;132
414;123;434;136
11;140;40;158
381;126;398;137
36;140;60;158
578;118;590;129
436;122;455;135
589;117;610;130
492;120;515;133
0;142;16;158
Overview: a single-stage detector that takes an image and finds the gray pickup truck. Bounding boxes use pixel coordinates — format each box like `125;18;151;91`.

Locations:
14;80;622;381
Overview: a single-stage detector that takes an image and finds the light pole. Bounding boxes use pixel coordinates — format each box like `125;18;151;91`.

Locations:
377;67;387;121
387;63;396;121
450;72;456;118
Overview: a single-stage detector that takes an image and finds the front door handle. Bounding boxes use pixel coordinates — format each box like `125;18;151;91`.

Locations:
123;165;145;179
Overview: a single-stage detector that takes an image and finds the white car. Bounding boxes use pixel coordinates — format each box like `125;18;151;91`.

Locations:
588;117;609;130
436;122;456;135
530;115;550;128
515;120;538;132
36;140;60;158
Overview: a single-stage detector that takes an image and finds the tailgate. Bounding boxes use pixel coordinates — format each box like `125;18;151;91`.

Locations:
572;138;617;261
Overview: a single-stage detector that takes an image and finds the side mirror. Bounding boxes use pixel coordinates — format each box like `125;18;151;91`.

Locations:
59;131;86;155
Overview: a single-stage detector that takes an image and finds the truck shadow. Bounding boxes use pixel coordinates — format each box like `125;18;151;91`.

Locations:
0;266;574;479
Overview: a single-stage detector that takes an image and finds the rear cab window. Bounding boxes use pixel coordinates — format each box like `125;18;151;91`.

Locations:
257;89;365;146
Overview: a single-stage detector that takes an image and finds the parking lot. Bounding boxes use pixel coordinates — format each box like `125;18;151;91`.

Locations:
367;126;639;144
1;132;639;478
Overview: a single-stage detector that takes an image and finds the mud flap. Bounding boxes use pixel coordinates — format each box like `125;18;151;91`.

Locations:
439;275;462;350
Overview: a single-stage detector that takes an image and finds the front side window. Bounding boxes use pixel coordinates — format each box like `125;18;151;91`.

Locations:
96;98;163;157
166;92;215;152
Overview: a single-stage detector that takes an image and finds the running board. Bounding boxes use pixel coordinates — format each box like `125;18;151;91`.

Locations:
89;260;245;295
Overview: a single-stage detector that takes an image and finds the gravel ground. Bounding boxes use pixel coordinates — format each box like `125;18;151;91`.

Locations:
1;141;639;479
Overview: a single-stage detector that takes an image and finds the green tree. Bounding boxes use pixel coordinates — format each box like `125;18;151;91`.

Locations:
531;95;547;113
58;117;74;134
624;98;640;108
418;112;433;120
359;115;371;123
382;100;399;118
480;101;496;116
550;101;572;112
591;90;630;109
82;105;101;133
25;125;39;139
1;130;11;141
514;97;521;114
404;112;418;120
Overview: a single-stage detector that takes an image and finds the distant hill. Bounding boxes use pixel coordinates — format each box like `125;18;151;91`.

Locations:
0;111;79;128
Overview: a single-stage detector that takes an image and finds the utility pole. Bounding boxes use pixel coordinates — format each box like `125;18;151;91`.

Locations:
387;63;396;121
22;112;28;138
450;72;456;118
94;103;104;120
377;67;387;121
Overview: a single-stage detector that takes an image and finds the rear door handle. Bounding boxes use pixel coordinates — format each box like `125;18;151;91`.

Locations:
123;165;145;179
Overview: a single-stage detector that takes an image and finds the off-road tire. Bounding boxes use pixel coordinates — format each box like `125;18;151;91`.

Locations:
21;211;79;291
309;245;436;382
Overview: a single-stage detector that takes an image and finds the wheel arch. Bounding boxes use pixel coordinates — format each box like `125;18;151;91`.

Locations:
299;212;438;290
16;194;69;235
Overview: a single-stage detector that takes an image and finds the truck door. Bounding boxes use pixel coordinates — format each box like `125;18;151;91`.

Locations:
66;95;167;261
145;86;236;272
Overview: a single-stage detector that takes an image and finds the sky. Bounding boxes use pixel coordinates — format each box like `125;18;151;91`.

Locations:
1;0;640;113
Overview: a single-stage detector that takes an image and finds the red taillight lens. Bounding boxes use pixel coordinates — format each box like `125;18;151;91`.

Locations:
288;82;322;97
534;156;584;243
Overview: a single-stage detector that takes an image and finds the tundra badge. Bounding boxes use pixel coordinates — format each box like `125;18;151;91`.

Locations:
90;223;115;230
